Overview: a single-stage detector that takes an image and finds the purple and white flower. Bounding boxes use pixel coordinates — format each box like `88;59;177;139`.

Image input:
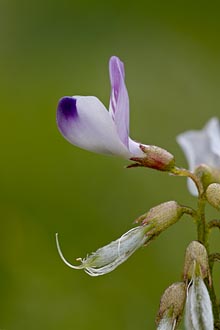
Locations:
56;56;147;159
177;117;220;195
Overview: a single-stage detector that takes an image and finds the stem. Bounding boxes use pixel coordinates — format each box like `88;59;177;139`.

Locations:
209;253;220;267
171;167;204;196
208;254;220;328
205;276;220;329
181;206;197;220
195;194;220;327
150;164;220;325
197;195;207;247
208;220;220;231
177;168;220;327
171;166;209;244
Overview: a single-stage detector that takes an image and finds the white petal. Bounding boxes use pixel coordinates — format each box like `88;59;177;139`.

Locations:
177;118;220;170
157;317;176;330
206;117;220;157
177;118;220;195
57;96;131;158
56;226;149;277
128;138;146;157
185;277;214;330
83;226;148;276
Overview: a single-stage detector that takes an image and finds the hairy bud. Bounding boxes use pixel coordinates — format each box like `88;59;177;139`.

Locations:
136;201;184;238
129;145;175;171
183;241;210;283
156;282;186;329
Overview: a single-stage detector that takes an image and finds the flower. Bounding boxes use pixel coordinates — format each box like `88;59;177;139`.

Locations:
56;56;146;158
177;117;220;195
56;225;149;277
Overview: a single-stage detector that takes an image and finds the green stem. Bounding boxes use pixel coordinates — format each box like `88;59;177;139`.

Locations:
171;167;204;196
208;254;220;329
165;165;220;326
209;253;220;266
208;219;220;231
181;206;197;220
185;173;220;327
197;195;207;247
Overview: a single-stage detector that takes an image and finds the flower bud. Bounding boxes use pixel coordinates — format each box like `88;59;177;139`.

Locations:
129;145;175;171
183;241;210;283
206;183;220;210
194;164;220;191
136;201;184;238
156;282;186;329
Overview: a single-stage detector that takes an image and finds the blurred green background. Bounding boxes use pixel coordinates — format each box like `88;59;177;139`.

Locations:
1;1;220;329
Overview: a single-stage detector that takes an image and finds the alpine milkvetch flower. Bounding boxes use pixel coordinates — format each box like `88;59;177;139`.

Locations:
177;117;220;195
57;56;147;158
56;225;149;277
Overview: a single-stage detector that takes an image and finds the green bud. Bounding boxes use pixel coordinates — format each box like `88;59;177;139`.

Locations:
206;183;220;210
183;241;211;283
129;145;175;171
156;282;186;327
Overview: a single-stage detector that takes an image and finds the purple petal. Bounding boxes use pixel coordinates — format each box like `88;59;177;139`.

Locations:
109;56;129;149
57;96;78;120
57;96;131;158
